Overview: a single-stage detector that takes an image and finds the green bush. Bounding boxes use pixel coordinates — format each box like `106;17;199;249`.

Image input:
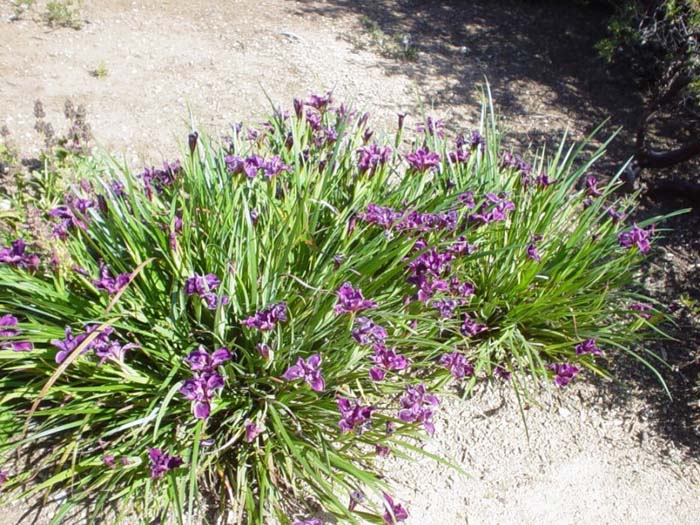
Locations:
0;93;670;524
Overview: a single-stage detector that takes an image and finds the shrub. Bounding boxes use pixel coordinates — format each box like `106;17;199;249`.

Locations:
0;92;671;524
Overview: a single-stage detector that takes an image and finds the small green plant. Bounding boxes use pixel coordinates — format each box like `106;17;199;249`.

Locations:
90;61;109;79
350;16;419;62
44;0;83;30
10;0;35;20
0;91;675;524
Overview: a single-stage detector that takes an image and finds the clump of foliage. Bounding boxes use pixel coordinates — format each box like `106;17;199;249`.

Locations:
44;0;83;30
0;91;669;524
350;16;418;62
90;61;109;79
598;0;700;177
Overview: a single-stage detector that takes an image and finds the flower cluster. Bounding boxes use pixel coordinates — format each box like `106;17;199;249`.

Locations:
185;273;229;310
334;282;377;315
225;154;291;178
357;143;391;175
141;161;181;200
93;262;131;294
351;317;387;345
618;224;653;253
383;493;409;524
282;354;325;392
407;248;454;302
549;362;580;388
244;419;263;442
574;338;602;356
630;302;652;319
337;397;374;434
526;234;543;262
0;314;33;352
243;302;287;330
179;346;232;420
49;193;94;238
405;147;441;172
147;447;184;479
369;343;409;381
469;193;516;224
0;239;39;271
397;383;439;435
51;324;137;365
439;351;473;379
461;313;488;337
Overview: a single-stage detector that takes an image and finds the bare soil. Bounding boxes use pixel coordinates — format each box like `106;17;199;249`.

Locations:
1;1;698;524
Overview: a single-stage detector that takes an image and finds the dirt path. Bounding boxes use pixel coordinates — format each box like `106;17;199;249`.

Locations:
1;1;699;524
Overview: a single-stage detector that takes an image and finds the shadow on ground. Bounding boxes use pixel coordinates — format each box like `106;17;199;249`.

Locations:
295;0;641;161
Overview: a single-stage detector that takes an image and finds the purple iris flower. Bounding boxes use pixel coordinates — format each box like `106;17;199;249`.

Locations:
397;112;407;130
526;235;543;262
245;419;263;442
535;172;555;188
526;243;541;262
439;352;474;379
185;273;229;310
575;339;602;356
450;277;475;298
334;282;377;315
54;324;137;365
416;116;444;138
501;152;532;177
180;346;231;420
0;314;33;352
585;176;603;197
147;448;184;479
306;91;333;111
382;493;409;524
630;302;652;319
256;342;271;359
51;326;89;364
357;203;403;230
469;193;515;224
369;343;409;381
351;317;387;346
432;299;459;319
102;455;116;468
606;206;626;223
494;365;511;381
357;144;392;175
337;397;374;434
460;313;487;337
458;191;476;209
618;224;653;253
141;161;181;200
0;239;40;271
93;263;131;294
179;371;225;420
261;156;291;178
376;444;391;457
398;383;439;435
0;469;8;488
243;302;287;331
184;346;232;371
225;154;265;178
405;147;441;172
281;354;325;392
448;144;471;163
92;338;139;365
549;363;580;388
407;249;453;279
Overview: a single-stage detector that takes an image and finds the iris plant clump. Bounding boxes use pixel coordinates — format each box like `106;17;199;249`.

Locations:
0;91;670;524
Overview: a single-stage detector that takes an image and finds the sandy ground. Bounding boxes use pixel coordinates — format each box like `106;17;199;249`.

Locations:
1;1;699;524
